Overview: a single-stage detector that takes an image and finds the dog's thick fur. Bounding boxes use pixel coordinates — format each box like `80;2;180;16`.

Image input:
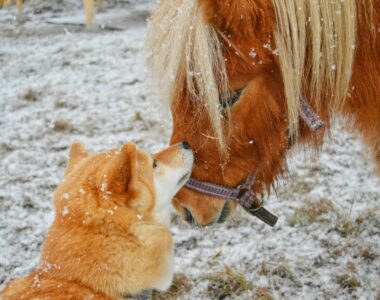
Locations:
0;142;193;299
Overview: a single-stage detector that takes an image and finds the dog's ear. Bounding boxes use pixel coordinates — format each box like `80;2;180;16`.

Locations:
100;143;138;195
65;142;88;176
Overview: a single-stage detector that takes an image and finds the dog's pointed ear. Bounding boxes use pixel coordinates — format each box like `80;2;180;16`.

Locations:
65;142;88;175
100;143;138;194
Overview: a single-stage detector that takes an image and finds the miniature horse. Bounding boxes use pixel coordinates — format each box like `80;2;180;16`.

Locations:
147;0;380;226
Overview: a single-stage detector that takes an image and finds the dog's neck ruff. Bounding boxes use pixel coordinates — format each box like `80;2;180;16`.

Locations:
185;94;324;227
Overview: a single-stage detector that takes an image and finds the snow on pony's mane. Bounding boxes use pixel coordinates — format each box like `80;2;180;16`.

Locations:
147;0;371;150
272;0;362;138
147;0;230;149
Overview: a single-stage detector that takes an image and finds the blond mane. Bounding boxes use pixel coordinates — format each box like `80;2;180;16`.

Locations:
147;0;370;149
272;0;360;138
147;0;230;149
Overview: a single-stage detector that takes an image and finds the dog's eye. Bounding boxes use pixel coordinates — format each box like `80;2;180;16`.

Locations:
153;159;158;169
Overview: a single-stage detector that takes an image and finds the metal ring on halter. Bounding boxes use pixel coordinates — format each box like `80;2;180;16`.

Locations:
244;197;264;213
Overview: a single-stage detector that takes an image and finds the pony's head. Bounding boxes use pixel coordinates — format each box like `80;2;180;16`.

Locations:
148;0;360;226
169;72;289;225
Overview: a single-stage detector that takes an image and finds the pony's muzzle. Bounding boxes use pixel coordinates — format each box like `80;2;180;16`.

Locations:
180;200;233;227
216;201;232;224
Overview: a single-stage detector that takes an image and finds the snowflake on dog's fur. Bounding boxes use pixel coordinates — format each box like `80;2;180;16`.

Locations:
62;206;69;216
101;175;108;192
32;274;41;288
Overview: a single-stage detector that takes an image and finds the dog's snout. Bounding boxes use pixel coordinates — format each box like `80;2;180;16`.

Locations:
181;142;191;150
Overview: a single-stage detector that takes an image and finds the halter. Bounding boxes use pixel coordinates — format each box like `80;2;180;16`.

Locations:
185;94;324;227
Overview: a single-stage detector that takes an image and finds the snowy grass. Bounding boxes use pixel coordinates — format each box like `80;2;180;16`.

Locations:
1;1;379;299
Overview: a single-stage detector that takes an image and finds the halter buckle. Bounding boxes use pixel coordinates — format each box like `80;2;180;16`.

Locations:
237;187;263;212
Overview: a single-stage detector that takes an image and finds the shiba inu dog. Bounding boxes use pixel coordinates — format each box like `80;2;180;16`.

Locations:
0;141;194;299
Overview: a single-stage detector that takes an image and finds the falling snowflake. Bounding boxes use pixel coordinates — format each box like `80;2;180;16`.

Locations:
62;206;69;216
101;175;108;192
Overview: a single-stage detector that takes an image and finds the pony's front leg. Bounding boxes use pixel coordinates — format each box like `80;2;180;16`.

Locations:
84;0;94;27
15;0;22;21
0;0;9;8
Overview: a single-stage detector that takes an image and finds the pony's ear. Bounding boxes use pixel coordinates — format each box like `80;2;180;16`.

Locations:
65;142;88;176
99;143;138;195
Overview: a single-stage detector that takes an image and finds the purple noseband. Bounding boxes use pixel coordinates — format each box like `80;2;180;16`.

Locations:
184;95;324;227
185;172;278;226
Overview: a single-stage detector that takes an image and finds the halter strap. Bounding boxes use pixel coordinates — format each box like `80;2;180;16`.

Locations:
185;95;324;227
185;172;278;227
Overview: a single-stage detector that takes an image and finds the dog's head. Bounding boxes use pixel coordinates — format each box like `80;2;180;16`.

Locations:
55;141;193;225
43;142;193;296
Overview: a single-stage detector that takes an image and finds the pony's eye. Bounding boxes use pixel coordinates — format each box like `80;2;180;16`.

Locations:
219;88;245;109
153;159;158;169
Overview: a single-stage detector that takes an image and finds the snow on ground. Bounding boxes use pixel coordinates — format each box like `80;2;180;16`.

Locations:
0;1;379;299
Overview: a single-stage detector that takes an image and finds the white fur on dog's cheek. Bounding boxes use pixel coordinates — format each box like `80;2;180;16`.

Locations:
153;168;180;226
153;150;194;225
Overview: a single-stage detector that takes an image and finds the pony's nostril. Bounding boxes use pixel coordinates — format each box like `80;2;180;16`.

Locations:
217;201;231;224
181;141;191;150
183;207;195;224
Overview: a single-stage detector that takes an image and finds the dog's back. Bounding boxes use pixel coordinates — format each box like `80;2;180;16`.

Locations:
1;273;112;299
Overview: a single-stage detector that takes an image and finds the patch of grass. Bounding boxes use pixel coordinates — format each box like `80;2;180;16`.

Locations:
271;264;293;280
358;246;378;261
331;246;343;258
53;119;75;133
335;207;379;237
152;273;192;300
55;99;67;108
259;261;269;276
288;199;336;226
313;255;325;268
206;266;252;299
346;261;356;273
1;142;15;152
252;287;274;300
336;273;361;290
135;111;143;121
21;88;38;102
334;218;360;237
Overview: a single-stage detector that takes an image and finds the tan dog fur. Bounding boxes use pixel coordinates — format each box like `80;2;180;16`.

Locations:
0;142;193;299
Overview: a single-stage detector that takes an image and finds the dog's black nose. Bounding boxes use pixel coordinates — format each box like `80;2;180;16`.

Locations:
181;142;191;150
